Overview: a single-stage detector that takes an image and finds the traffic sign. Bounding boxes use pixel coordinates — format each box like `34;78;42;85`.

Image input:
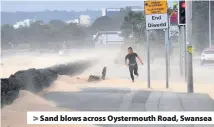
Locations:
144;0;167;15
145;13;168;30
144;0;169;89
145;0;168;30
187;45;193;54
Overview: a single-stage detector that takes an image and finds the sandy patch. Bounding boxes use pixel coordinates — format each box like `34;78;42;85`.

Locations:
1;49;213;127
1;75;213;127
1;90;98;127
67;76;214;99
1;75;100;127
47;75;214;100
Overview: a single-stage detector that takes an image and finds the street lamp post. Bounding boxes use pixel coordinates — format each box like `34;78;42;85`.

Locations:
209;0;212;48
186;0;194;93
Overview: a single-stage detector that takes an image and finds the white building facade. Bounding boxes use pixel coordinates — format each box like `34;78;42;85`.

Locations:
102;8;106;16
93;31;124;48
66;19;79;24
13;19;35;29
102;6;144;17
79;15;91;27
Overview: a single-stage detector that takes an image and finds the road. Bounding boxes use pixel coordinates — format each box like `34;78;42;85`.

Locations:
40;55;214;127
43;87;214;112
44;52;214;127
1;49;214;127
42;86;214;127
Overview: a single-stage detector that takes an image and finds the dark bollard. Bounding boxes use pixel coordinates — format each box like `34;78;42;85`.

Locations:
101;66;107;80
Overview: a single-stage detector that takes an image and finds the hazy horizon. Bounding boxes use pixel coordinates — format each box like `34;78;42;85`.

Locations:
1;1;174;12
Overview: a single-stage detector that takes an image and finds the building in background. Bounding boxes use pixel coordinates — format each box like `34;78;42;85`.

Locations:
102;6;144;17
105;8;121;17
93;31;124;48
79;15;91;27
13;19;35;29
66;19;79;24
102;8;106;16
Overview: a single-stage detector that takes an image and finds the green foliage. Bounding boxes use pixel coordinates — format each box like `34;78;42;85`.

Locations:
92;16;118;32
120;9;166;44
120;10;146;42
2;2;212;52
1;21;92;49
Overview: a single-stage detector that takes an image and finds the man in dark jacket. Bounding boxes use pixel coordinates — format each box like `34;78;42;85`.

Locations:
125;47;143;82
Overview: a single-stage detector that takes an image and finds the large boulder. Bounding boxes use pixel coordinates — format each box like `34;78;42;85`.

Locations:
1;78;20;107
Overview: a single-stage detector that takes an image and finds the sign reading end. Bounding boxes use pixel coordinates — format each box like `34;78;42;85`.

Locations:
146;14;169;30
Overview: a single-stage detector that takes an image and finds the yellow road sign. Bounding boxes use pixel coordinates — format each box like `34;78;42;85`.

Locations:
144;0;167;15
187;46;193;54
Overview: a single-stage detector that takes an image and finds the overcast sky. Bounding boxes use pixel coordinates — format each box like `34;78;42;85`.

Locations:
1;1;174;12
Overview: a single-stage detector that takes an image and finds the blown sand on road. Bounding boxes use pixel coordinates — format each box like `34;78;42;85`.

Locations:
0;48;120;78
2;74;213;127
44;75;214;100
1;48;119;127
1;48;213;127
1;90;99;127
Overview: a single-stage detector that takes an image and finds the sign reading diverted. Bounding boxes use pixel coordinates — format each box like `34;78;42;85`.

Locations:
144;0;167;15
146;14;168;30
144;0;168;30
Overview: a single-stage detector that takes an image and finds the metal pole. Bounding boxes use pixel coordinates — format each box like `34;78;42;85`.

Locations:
146;30;150;88
165;28;169;88
209;0;212;48
183;25;187;82
186;0;194;93
179;26;184;76
168;17;171;77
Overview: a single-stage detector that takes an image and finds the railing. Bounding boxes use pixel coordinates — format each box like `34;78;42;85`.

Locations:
93;31;122;42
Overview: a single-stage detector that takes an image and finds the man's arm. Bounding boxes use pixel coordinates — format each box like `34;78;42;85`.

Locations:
135;53;143;65
125;55;128;65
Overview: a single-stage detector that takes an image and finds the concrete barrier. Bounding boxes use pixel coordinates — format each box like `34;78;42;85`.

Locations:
1;60;94;108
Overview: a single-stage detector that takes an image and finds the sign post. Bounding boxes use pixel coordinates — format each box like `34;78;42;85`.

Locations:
168;17;171;78
165;28;169;88
146;30;150;88
178;26;184;76
144;0;169;88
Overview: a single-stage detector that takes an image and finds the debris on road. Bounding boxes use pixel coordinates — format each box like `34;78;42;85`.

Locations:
88;75;100;82
88;66;107;82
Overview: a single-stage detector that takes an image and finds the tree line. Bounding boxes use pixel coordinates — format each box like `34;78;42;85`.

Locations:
2;2;213;52
1;6;169;50
1;20;93;49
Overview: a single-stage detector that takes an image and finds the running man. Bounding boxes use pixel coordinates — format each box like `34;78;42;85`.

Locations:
125;47;143;82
